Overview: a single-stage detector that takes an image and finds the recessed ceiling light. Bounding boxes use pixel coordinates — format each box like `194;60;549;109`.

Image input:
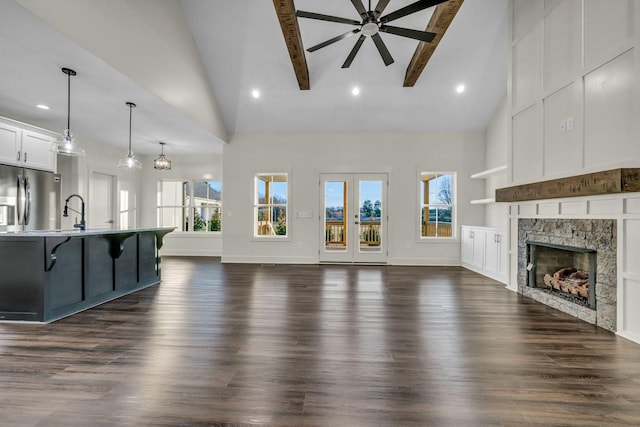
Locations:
351;86;360;96
456;84;466;94
251;89;260;99
36;104;50;110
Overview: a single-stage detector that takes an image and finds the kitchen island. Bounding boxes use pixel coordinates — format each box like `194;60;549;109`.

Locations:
0;227;173;322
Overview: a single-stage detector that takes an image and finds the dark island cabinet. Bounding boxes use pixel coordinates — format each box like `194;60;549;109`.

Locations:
0;228;173;322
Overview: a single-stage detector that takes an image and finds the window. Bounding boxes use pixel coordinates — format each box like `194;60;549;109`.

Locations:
119;190;129;229
419;172;455;238
157;180;222;232
254;173;287;237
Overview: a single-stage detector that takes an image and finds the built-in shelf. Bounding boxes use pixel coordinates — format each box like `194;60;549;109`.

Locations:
470;198;496;204
470;164;507;179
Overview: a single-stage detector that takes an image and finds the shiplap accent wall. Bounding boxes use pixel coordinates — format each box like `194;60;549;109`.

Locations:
508;0;640;343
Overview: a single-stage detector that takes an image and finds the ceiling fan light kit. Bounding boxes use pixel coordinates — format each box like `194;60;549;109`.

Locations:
296;0;446;68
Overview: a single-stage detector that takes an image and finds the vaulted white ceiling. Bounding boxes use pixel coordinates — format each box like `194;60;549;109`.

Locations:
0;0;508;156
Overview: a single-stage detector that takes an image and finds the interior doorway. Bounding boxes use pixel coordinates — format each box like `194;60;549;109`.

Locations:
90;172;115;229
320;173;388;263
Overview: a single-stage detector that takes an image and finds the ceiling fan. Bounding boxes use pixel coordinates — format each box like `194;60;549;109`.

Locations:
296;0;448;68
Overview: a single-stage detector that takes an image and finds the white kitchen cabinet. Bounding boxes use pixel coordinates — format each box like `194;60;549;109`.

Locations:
0;123;21;165
461;225;507;284
20;130;56;172
0;121;57;172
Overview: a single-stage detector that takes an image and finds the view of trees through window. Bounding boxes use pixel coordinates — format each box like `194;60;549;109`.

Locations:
255;174;287;237
420;172;454;238
157;180;222;232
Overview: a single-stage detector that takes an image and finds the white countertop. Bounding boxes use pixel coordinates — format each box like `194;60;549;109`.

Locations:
0;227;175;237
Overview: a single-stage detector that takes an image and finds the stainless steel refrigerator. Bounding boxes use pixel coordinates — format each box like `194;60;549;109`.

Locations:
0;164;61;232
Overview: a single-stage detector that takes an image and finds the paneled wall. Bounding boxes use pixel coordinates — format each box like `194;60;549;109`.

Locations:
509;0;639;185
508;0;640;343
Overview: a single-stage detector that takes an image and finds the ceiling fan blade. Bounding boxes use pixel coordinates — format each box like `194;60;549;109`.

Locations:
350;0;368;18
373;0;392;17
296;10;360;26
379;0;447;24
342;35;367;68
379;25;436;42
371;33;394;66
307;29;361;52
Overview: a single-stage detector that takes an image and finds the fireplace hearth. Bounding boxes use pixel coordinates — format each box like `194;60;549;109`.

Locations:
518;219;616;331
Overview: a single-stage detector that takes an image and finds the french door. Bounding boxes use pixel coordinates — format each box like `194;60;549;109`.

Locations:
320;173;388;263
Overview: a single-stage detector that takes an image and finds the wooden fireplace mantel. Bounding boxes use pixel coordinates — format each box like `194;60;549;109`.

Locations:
495;168;640;202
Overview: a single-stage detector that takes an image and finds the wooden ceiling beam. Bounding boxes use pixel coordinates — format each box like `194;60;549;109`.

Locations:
273;0;310;90
403;0;464;87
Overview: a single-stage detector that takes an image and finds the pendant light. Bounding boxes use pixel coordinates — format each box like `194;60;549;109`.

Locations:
153;142;172;170
51;67;86;156
118;102;142;170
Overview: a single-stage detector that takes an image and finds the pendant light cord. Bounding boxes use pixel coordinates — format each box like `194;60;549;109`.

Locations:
128;104;132;155
126;101;136;156
67;71;71;130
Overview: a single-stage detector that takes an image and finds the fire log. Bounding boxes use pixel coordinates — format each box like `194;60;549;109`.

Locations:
546;267;589;298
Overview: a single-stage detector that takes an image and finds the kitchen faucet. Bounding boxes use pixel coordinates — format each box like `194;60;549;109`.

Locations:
63;194;86;230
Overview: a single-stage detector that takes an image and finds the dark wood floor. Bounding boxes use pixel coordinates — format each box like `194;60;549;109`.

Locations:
1;257;640;426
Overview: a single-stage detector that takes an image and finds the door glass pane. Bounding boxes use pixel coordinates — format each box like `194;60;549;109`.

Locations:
359;180;382;253
324;181;347;252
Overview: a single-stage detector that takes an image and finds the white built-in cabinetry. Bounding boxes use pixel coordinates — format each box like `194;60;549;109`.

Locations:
0;120;57;172
461;225;507;284
469;164;507;204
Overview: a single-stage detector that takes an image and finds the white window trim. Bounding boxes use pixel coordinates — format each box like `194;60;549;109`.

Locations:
157;179;222;233
416;170;457;241
253;171;291;241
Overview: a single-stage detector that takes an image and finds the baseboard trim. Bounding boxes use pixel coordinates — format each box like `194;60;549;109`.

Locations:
389;257;459;266
162;249;222;257
222;255;317;264
616;330;640;345
461;263;507;284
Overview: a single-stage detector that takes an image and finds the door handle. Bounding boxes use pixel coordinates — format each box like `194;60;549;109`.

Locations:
17;151;20;162
16;175;25;225
24;177;31;225
24;152;27;163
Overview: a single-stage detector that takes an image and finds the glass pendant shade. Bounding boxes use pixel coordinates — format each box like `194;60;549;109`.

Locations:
51;67;86;156
118;101;142;171
153;142;171;170
118;153;142;170
51;129;85;156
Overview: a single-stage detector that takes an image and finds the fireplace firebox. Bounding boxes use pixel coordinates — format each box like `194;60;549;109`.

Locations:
527;241;596;309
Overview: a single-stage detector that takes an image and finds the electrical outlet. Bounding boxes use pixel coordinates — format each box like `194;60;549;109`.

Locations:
559;119;566;133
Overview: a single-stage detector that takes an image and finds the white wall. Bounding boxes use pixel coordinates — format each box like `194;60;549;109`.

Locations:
508;0;640;343
139;153;223;256
222;131;486;265
57;137;142;230
483;94;509;229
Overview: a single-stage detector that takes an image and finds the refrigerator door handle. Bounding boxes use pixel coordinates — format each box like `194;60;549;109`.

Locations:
16;175;25;225
24;176;31;225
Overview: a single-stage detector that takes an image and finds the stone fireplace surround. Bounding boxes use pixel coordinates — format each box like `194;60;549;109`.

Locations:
518;219;617;331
